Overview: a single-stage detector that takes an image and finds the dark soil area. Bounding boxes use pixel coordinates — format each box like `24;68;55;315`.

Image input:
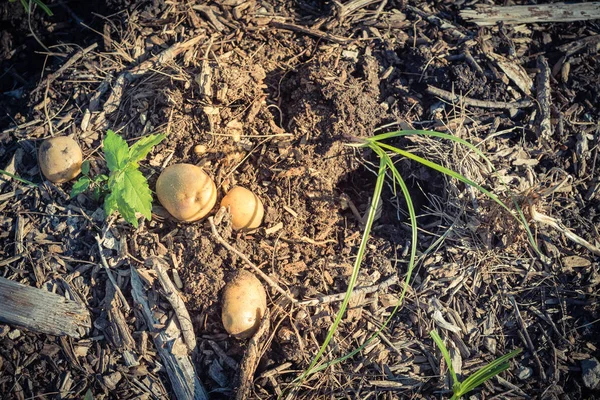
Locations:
1;0;599;399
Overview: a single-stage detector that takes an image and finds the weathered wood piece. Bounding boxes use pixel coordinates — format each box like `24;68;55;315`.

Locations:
461;2;600;26
146;256;197;353
536;56;552;140
0;277;91;338
427;85;533;109
130;267;209;400
234;309;270;400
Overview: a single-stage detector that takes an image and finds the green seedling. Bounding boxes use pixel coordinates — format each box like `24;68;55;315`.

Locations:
430;330;522;399
0;169;37;187
10;0;53;16
71;130;165;228
289;130;539;395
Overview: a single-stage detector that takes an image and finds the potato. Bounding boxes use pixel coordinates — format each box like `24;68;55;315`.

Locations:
220;186;264;231
155;163;217;222
38;136;83;183
221;270;267;339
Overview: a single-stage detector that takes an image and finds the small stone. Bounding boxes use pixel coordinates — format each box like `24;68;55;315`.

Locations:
581;357;600;389
103;371;122;391
341;49;359;62
483;337;497;354
0;325;10;338
517;365;533;380
7;329;21;340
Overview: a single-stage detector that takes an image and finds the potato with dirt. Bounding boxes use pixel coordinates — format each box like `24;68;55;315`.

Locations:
220;186;264;231
155;163;217;222
37;136;83;183
221;270;267;339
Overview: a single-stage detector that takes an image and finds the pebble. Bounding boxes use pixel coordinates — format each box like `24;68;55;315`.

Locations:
582;357;600;389
7;329;21;340
517;365;533;380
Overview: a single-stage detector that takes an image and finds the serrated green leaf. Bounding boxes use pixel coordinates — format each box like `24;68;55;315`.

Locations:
128;134;166;163
104;191;119;216
92;186;102;202
84;388;94;400
120;164;153;220
103;187;139;227
96;174;109;183
81;160;90;176
117;193;139;227
103;130;130;172
70;177;90;198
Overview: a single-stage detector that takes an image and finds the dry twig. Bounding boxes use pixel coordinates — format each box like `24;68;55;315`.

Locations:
130;267;209;400
208;216;297;303
297;274;399;306
95;234;131;312
234;309;271;400
530;206;600;256
147;256;197;353
427;85;533;109
461;3;600;26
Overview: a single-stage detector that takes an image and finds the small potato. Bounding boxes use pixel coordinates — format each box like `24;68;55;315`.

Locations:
221;270;267;339
155;163;217;222
220;186;264;231
38;136;83;183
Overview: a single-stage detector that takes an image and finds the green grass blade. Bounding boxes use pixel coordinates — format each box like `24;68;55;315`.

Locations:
372;138;541;258
430;330;459;388
0;169;38;187
376;141;505;208
368;130;542;258
33;0;53;16
291;157;388;388
291;145;420;382
458;349;521;395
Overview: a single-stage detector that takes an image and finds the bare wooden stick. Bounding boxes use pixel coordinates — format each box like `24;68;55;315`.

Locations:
427;85;533;109
208;216;297;304
530;206;600;256
95;234;131;312
0;277;91;338
297;274;399;307
406;5;466;40
147;256;197;353
234;309;271;400
536;56;552;140
268;20;350;44
461;2;600;26
130;267;209;400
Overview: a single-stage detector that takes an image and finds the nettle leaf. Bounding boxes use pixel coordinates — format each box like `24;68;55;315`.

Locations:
121;164;153;220
103;130;130;172
104;172;141;227
70;176;90;198
104;190;119;217
129;134;166;164
117;194;139;227
81;160;90;176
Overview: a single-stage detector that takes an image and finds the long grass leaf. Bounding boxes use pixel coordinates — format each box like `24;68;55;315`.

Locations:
430;330;459;387
458;349;522;394
290;157;388;391
0;169;38;187
367;131;542;258
291;145;420;382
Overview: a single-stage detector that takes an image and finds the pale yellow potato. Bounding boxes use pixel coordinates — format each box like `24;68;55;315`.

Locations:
221;270;267;339
155;163;217;222
38;136;83;183
220;186;264;230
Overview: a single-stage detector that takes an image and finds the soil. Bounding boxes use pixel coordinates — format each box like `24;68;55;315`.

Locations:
1;0;599;399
